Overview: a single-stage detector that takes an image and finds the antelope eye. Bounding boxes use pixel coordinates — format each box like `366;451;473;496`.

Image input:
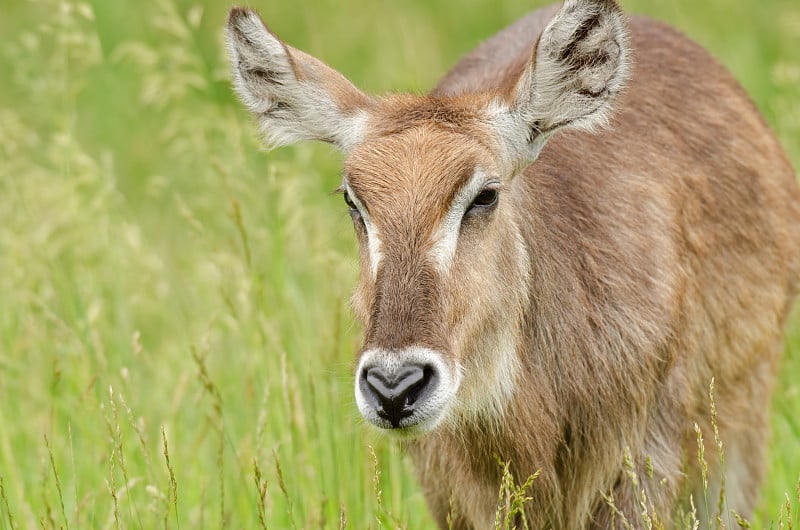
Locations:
473;189;498;207
467;188;499;214
343;190;358;211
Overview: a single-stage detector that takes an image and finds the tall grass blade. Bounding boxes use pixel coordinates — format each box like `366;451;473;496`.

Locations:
161;426;179;530
0;475;16;530
273;450;296;530
43;435;69;530
253;460;268;530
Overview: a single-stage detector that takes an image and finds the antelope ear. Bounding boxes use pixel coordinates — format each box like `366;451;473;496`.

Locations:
492;0;631;168
225;8;373;152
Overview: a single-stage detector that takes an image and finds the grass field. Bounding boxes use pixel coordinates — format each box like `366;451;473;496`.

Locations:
0;0;799;528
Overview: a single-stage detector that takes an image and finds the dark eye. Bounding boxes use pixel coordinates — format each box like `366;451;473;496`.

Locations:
467;188;499;214
343;190;358;212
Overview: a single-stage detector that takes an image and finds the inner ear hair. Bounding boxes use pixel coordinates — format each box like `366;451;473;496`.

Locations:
225;7;372;152
488;0;630;170
522;0;630;138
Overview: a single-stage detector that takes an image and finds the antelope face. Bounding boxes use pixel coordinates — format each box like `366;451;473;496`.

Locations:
343;107;531;434
226;0;629;436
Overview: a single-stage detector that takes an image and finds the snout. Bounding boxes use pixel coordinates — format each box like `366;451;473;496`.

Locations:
355;346;460;434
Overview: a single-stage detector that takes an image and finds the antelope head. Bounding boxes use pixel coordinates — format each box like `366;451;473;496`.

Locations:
226;0;629;436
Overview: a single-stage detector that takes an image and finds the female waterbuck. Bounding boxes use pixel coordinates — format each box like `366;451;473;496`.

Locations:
226;0;800;527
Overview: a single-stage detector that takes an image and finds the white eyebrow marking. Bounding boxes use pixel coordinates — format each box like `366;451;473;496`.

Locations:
429;168;490;274
343;180;383;278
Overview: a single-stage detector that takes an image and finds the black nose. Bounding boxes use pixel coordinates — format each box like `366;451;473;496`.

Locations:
360;364;436;428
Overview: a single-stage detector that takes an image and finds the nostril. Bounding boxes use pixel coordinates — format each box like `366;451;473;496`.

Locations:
404;365;435;407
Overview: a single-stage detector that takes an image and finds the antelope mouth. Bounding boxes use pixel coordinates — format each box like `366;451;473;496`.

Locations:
355;346;460;436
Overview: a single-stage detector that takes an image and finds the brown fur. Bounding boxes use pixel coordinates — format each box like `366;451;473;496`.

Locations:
351;10;800;530
382;11;800;529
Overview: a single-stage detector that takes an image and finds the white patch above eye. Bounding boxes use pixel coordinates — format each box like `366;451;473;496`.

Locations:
429;168;492;275
343;181;383;278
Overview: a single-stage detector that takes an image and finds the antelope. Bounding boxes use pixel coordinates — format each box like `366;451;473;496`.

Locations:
225;0;800;527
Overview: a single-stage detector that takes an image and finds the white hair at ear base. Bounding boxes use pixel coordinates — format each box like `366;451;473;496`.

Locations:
225;8;372;152
491;0;631;170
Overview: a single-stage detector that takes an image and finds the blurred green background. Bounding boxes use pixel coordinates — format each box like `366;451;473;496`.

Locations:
0;0;798;528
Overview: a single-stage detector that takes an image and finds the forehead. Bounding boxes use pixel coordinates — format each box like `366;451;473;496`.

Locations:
344;123;493;227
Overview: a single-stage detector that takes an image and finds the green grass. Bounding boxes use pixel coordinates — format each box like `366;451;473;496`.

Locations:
0;0;798;528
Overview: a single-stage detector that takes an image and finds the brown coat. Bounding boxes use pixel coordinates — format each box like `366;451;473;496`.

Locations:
409;9;800;528
226;2;800;527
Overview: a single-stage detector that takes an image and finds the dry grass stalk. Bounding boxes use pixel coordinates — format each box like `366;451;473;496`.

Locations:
161;425;179;530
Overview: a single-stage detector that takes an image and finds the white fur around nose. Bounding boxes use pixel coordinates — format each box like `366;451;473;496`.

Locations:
355;346;461;432
429;168;489;275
